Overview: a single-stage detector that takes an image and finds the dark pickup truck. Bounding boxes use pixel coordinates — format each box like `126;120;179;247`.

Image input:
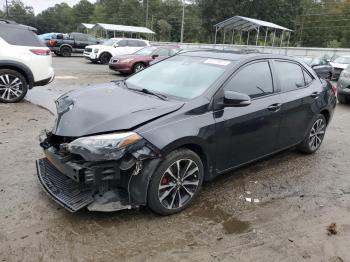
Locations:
47;32;100;57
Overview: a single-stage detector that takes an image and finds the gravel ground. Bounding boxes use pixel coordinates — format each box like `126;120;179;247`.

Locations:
0;56;350;262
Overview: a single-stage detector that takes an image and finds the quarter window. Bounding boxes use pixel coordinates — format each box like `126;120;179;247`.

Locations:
274;61;305;92
224;61;274;99
303;70;314;85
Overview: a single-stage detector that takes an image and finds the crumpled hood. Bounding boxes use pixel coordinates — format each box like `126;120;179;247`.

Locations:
52;82;184;137
330;62;349;69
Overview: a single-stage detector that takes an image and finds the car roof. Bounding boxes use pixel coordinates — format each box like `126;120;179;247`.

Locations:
178;49;299;62
0;19;37;32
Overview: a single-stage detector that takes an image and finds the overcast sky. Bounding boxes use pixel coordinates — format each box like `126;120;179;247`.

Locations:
1;0;96;14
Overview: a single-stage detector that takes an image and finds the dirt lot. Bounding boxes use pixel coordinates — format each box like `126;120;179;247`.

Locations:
1;56;350;262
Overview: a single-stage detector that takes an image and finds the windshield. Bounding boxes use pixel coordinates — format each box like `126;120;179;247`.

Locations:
136;47;158;55
126;55;233;99
103;39;118;46
333;57;350;64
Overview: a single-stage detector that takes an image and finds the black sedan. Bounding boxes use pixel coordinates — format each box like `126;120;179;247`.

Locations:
37;51;337;215
297;56;333;79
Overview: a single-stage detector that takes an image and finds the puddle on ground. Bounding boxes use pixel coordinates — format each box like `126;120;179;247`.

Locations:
188;201;250;234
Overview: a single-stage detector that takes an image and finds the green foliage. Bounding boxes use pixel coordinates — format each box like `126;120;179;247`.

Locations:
3;0;349;47
326;40;341;48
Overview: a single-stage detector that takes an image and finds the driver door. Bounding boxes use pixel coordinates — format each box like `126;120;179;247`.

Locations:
214;60;282;172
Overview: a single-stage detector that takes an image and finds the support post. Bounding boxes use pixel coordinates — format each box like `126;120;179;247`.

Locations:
247;31;250;45
180;1;185;43
214;26;218;44
287;32;291;48
231;29;235;45
280;30;284;47
240;31;242;45
223;30;226;44
272;29;276;47
256;27;260;46
264;28;268;47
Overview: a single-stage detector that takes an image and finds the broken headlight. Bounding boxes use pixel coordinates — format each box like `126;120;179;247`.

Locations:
67;132;143;161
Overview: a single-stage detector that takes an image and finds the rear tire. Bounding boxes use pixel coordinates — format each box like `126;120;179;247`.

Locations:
147;149;204;215
99;52;112;64
0;69;28;103
338;94;347;104
60;46;72;57
297;114;327;154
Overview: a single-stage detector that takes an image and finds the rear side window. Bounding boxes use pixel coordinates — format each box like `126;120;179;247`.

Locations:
274;61;305;92
0;26;43;46
127;40;139;47
153;48;170;56
303;70;314;85
224;61;274;99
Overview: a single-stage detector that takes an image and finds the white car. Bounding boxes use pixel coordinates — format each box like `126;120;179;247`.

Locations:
330;56;350;80
83;38;150;64
0;20;54;103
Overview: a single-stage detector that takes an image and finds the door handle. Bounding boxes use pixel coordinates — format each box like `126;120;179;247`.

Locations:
267;103;282;112
310;92;320;99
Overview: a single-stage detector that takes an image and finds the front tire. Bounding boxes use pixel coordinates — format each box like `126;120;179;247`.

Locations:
53;51;62;57
297;114;327;154
147;149;204;215
99;52;112;64
133;63;145;73
0;69;28;103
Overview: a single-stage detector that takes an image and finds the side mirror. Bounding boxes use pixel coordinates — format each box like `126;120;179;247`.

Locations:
223;91;251;107
152;54;159;59
113;44;119;48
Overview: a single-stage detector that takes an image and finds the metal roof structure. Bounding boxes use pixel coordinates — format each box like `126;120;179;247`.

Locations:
92;23;155;35
213;16;293;47
78;23;95;30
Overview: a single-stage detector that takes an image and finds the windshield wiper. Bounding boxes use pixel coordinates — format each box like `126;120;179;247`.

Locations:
140;88;168;101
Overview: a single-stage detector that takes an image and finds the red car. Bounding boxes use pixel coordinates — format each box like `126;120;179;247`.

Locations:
109;46;181;74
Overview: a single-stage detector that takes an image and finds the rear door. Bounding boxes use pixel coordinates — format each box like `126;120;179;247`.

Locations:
214;60;283;172
272;60;323;149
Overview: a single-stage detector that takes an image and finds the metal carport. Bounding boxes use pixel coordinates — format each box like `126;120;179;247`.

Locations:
77;23;95;33
214;16;293;47
92;23;155;39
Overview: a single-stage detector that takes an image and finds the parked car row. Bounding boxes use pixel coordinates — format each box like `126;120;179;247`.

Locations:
0;20;54;103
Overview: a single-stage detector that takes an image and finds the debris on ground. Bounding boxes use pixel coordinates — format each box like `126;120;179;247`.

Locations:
327;223;337;235
246;198;252;202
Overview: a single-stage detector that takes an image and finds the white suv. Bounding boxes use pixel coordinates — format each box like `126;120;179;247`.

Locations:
83;38;150;64
0;20;54;103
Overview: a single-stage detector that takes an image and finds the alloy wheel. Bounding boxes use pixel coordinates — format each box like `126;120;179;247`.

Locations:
134;64;145;72
158;159;200;210
0;74;24;102
309;118;326;151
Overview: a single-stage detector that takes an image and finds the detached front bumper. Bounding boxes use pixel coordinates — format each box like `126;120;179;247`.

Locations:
36;158;95;212
36;131;161;213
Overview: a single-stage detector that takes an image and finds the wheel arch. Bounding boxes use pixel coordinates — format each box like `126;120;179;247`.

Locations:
0;60;34;88
320;109;330;125
60;44;72;51
99;51;112;60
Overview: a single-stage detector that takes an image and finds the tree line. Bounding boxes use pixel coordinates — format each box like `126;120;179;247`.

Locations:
1;0;350;48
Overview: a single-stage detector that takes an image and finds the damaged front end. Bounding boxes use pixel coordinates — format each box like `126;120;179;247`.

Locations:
37;130;161;212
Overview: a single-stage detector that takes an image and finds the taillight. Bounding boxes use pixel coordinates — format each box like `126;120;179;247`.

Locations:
331;84;337;95
30;49;51;56
48;39;56;47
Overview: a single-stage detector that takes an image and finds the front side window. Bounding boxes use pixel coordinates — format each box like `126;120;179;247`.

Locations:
117;40;128;47
153;48;170;56
127;40;139;47
73;34;88;41
126;55;233;99
224;61;274;99
274;61;305;92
